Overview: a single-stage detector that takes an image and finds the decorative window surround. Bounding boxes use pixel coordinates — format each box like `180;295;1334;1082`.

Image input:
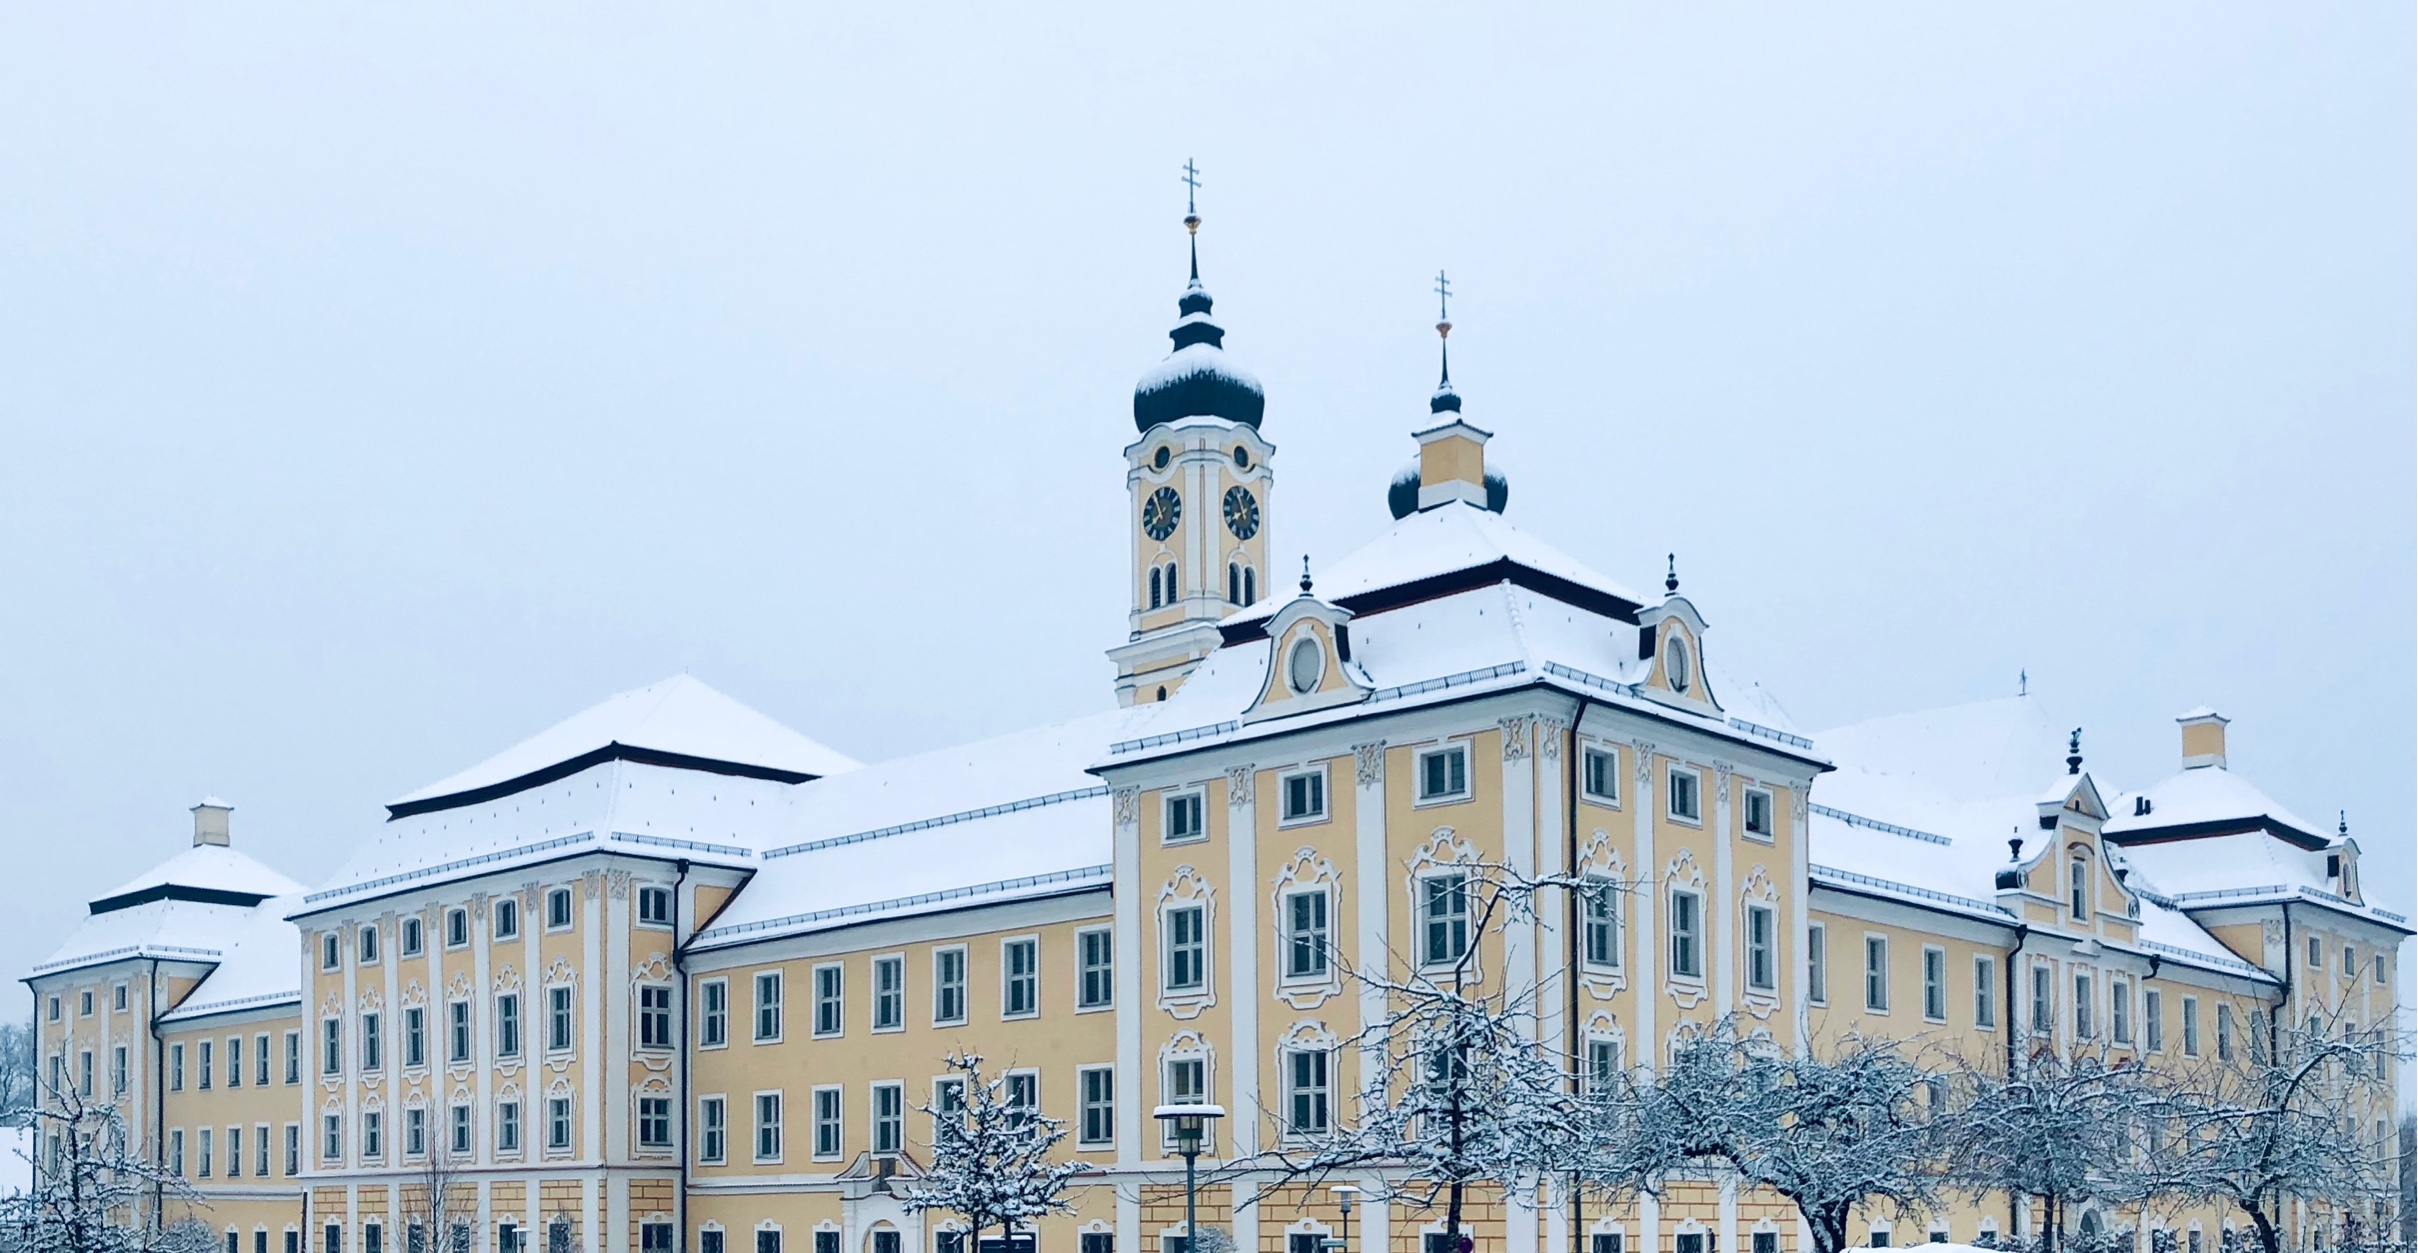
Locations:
1270;848;1343;1010
1155;867;1218;1019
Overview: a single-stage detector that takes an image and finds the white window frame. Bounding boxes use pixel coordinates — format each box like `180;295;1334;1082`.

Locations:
1581;876;1620;972
1162;789;1207;845
545;887;574;933
1665;765;1703;825
444;907;469;950
400;917;423;958
753;1091;784;1164
1413;744;1471;806
753;971;784;1044
1806;922;1827;1005
636;885;675;930
1277;765;1329;826
1162;903;1209;995
811;963;844;1039
1001;936;1041;1020
1418;870;1472;970
1281;1045;1332;1139
358;923;380;966
809;1086;842;1162
871;1082;906;1157
1920;945;1946;1022
1580;744;1619;805
1667;889;1703;981
1863;934;1889;1013
2181;994;2200;1057
1076;1065;1114;1147
492;896;520;941
2111;977;2133;1046
870;955;906;1034
698;978;728;1050
1974;955;1997;1030
636;984;674;1052
697;1094;727;1165
1279;886;1332;983
1075;927;1113;1012
1160;1055;1209;1151
2144;987;2164;1052
1745;904;1777;993
2074;971;2095;1040
1741;786;1775;841
932;947;968;1026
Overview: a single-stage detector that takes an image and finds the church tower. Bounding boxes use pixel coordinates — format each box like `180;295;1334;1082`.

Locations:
1109;171;1274;706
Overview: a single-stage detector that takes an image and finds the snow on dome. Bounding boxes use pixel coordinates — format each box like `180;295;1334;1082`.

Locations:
388;675;858;819
92;843;306;912
2104;763;2327;847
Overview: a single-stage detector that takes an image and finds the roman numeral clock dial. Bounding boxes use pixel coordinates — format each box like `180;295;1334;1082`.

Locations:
1222;485;1259;540
1143;487;1182;541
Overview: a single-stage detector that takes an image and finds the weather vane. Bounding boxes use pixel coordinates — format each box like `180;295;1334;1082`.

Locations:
1434;269;1452;335
1182;159;1202;233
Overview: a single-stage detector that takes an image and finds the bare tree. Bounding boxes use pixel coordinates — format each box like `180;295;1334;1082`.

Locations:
0;1074;211;1253
0;1023;35;1130
902;1052;1088;1253
1251;861;1604;1247
2142;1008;2405;1253
396;1139;471;1253
1947;1044;2164;1253
1594;1019;1949;1253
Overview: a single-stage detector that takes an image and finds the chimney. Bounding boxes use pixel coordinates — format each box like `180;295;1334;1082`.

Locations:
2177;707;2228;771
1413;418;1492;510
191;797;232;847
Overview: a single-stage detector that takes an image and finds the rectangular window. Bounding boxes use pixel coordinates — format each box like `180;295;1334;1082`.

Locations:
361;1014;382;1072
78;1049;92;1097
2308;935;2322;970
547;986;573;1053
228;1124;242;1176
638;886;675;928
699;1096;727;1164
1807;922;1827;1004
111;1046;127;1096
199;1127;213;1177
2070;862;2089;921
1283;890;1330;980
812;1087;841;1160
1582;877;1620;970
1003;938;1040;1017
1586;1037;1621;1096
321;1114;341;1162
496;1102;521;1154
1863;935;1888;1011
872;1083;904;1156
1280;768;1327;823
2074;972;2094;1039
1921;947;1946;1021
2112;978;2133;1045
493;897;520;940
284;1123;299;1175
450;1105;471;1156
758;1236;781;1253
754;972;783;1042
933;949;967;1024
359;923;380;965
1162;1057;1206;1149
448;1003;470;1062
322;934;340;972
1667;766;1701;822
2181;995;2201;1057
284;1030;300;1084
1164;791;1205;843
642;1226;672;1253
1078;1067;1114;1147
1746;904;1777;992
547;1098;572;1151
496;994;520;1058
171;1043;185;1092
1423;873;1471;967
872;957;905;1031
2032;965;2054;1035
228;1035;243;1087
2215;1003;2235;1061
638;1097;672;1148
1165;905;1207;992
404;1108;425;1159
2145;988;2164;1052
400;916;422;957
933;1077;966;1131
1417;745;1470;802
1078;929;1114;1009
1669;890;1703;980
1582;745;1618;803
635;985;673;1050
113;984;127;1011
255;1122;271;1176
813;964;844;1037
700;979;727;1047
546;887;573;931
46;995;58;1023
1974;956;1997;1029
445;908;468;949
321;1020;340;1076
1743;787;1774;839
171;1129;185;1175
403;1009;425;1069
199;1040;213;1090
1285;1047;1331;1136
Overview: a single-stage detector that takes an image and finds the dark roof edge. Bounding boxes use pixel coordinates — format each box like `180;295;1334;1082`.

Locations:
90;884;273;916
387;743;821;820
1218;557;1643;646
2103;815;2331;852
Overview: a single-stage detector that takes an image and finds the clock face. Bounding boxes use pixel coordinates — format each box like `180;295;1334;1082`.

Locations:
1223;486;1261;540
1143;487;1182;542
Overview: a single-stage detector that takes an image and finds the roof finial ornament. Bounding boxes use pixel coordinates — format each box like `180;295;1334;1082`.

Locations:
2009;832;2024;862
2019;668;2027;697
2067;727;2083;775
1300;555;1313;595
1429;269;1462;414
1665;553;1679;595
2339;810;2348;837
1181;158;1203;280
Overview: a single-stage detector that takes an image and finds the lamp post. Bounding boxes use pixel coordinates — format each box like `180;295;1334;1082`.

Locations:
1153;1104;1225;1253
1325;1186;1360;1253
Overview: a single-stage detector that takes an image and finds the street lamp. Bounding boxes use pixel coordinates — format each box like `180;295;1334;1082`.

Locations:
1153;1104;1225;1253
1324;1186;1360;1253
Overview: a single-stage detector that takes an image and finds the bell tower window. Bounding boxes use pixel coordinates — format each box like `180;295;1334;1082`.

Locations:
1243;566;1255;604
1228;564;1241;605
1150;568;1164;609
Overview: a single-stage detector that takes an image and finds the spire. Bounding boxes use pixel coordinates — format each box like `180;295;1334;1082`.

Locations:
1430;269;1461;415
1183;157;1202;283
1133;159;1265;432
2067;727;2084;775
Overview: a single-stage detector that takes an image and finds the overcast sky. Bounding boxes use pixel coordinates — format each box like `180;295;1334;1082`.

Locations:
1;5;2409;993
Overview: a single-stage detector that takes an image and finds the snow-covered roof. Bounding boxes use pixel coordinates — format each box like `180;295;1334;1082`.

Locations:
695;710;1148;948
388;675;858;818
2103;765;2329;847
92;843;306;912
1221;501;1646;632
30;898;257;978
161;894;303;1021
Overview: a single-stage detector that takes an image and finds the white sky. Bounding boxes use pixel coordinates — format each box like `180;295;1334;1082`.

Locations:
0;5;2409;996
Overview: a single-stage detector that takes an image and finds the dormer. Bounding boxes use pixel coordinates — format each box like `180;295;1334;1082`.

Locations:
2035;769;2108;835
2328;832;2362;904
1636;574;1719;714
1242;577;1372;725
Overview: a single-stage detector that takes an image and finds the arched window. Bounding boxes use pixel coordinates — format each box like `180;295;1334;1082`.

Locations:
1228;564;1241;605
1243;566;1256;605
1163;563;1178;603
2070;861;2088;921
1149;567;1163;609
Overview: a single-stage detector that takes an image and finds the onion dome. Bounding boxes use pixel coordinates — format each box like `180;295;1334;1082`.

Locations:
1388;460;1509;519
1133;218;1265;432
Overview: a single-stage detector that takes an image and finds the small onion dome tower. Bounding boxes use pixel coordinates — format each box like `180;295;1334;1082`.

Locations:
1389;271;1508;519
1132;192;1265;431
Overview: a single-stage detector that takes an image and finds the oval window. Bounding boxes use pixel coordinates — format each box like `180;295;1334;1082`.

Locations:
1153;446;1172;471
1665;634;1692;693
1287;637;1324;694
1233;446;1251;470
